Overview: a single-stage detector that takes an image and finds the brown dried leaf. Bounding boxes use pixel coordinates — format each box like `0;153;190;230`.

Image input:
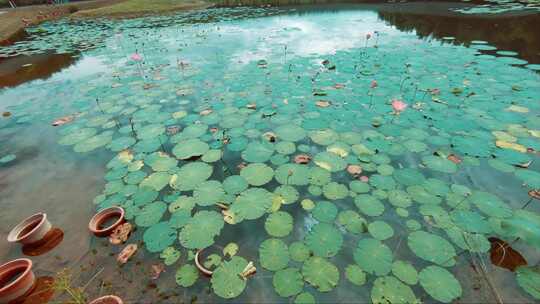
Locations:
447;154;462;164
347;165;362;176
488;237;527;272
316;100;331;108
150;263;166;280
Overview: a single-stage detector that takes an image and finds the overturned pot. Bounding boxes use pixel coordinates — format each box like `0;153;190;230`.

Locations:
89;207;125;237
7;213;52;245
88;295;123;304
0;258;36;303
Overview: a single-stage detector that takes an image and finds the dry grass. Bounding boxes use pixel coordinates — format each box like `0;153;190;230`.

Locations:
74;0;211;18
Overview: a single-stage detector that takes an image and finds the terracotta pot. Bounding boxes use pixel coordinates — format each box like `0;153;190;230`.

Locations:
88;295;123;304
0;258;36;303
7;213;52;245
194;249;213;276
88;207;125;237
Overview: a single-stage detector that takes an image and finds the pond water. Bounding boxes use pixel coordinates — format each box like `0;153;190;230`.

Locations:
0;2;540;303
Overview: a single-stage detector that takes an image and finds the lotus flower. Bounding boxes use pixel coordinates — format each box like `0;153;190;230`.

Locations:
370;80;378;89
366;33;372;40
391;99;408;114
130;53;142;61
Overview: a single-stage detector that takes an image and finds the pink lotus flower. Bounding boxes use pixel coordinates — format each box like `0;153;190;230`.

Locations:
130;53;142;61
370;80;378;89
391;99;408;114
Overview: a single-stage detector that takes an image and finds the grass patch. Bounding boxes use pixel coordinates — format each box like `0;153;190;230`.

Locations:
75;0;211;17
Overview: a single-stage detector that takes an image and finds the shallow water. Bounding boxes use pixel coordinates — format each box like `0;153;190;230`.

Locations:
0;3;540;304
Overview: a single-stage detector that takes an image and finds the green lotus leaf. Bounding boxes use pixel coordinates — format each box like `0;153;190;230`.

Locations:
289;241;310;262
368;221;394;240
170;162;213;191
450;210;492;233
218;242;237;259
392;260;418;285
58;128;97;145
302;257;339;292
407;185;442;205
275;125;306;142
274;185;299;205
273;268;304;298
294;292;315;304
275;141;296;155
306;223;343;258
0;154;16;164
516;266;540;300
137;124;164;140
193;180;225;206
353;238;393;276
160;246;181;266
259;238;290;271
240;163;274;186
322;182;348;200
349;180;370;193
200;149;222;163
388;189;412;208
74;131;113;153
179;210;224;249
223;175;248;194
345;264;366;286
143;221;177;253
500;209;540;248
313;152;346;172
175;264;199;287
132;187;158;206
371;276;419;304
135;201;167;227
337;210;367;234
175;124;208;141
108;136;136;152
354;194;385;217
369;174;396;190
230;188;273;222
172;138;209;160
265;211;293;237
311;201;338;223
204;254;222;269
145;152;177;171
139;172;171;191
309;167;331;186
104;180;124;195
515;169;540;189
419;266;462;303
309;129;338;146
241;141;274;163
422;155;457;173
469;191;512;218
445;227;490;253
408;231;456;266
275;164;311;185
169;195;196;213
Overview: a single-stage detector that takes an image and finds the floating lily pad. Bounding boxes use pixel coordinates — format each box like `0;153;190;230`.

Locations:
354;238;393;276
223;175;248;194
273;268;304;298
306;223;343;258
172;138;209;159
371;276;419;304
368;221;394;240
160;246;181;266
265;211;293;237
143;221;177;253
289;242;310;262
170;162;213;191
313;152;346;172
516;266;540;300
419;266;462;303
408;231;456;267
241;163;274;186
392;260;418;285
354;195;385;217
345;264;366;286
231;188;273;222
322;182;348;200
302;257;339;292
193;180;225;206
337;210;367;234
175;264;199;287
311;201;338;223
259;238;290;271
179;210;224;249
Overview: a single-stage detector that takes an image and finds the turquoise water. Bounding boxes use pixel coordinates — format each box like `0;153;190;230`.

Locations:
0;4;540;303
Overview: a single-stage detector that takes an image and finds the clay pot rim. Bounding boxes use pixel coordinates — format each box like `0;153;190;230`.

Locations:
0;258;33;293
88;295;123;304
89;207;125;235
7;213;47;243
194;249;213;276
